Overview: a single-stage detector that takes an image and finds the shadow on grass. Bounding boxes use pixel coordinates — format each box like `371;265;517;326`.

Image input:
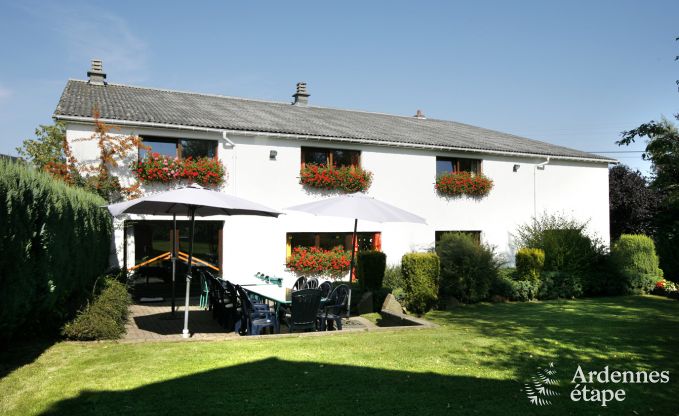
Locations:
0;337;57;379
35;358;538;415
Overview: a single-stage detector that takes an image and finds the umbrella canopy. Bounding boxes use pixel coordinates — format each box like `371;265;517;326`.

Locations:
285;194;426;224
286;194;426;318
107;185;281;218
108;184;280;338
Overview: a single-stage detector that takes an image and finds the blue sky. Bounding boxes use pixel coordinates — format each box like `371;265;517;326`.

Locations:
1;0;677;175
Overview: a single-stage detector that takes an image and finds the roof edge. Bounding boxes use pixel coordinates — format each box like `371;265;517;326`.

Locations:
54;114;617;164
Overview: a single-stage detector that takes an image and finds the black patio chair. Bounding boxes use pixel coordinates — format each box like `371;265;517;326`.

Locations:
234;285;278;336
292;276;307;291
319;281;332;298
286;289;322;333
318;284;350;331
304;277;319;289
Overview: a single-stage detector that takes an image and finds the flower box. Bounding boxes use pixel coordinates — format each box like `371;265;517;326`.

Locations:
286;246;352;277
435;171;493;197
300;164;373;193
133;153;226;186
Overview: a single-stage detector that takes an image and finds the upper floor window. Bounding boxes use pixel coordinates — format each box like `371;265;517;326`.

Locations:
436;157;481;176
301;147;360;168
139;137;217;160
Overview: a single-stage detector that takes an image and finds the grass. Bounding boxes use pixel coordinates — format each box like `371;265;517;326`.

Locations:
1;296;678;415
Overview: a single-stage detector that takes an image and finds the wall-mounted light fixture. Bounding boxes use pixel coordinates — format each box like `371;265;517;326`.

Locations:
269;150;278;160
513;164;520;172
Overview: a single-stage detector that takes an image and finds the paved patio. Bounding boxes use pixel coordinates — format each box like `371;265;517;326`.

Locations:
124;297;371;342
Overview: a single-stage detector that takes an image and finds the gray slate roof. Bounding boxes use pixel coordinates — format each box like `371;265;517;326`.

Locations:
54;80;613;162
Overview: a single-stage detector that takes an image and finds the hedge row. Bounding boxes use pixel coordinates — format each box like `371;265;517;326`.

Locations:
62;277;131;340
0;159;112;342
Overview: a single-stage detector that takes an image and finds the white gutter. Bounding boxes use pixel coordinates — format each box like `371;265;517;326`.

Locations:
54;115;617;164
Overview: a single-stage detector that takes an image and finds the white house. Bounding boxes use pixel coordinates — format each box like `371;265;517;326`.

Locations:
53;61;615;283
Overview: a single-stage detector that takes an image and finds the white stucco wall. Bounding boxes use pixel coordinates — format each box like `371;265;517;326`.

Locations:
65;122;611;285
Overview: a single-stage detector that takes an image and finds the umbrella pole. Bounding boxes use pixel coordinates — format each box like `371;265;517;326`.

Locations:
182;207;196;338
171;214;177;316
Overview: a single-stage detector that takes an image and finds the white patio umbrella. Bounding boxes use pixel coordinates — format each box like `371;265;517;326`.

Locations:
108;184;281;338
285;194;426;290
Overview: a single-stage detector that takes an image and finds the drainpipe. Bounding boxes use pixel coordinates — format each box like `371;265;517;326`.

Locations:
533;157;550;219
222;131;236;194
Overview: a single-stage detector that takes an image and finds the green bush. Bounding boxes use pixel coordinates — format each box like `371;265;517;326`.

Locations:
610;234;663;294
512;280;541;301
515;248;544;282
490;269;516;300
490;269;540;301
356;251;387;291
62;277;131;340
383;264;404;291
401;252;440;314
437;233;503;303
539;271;583;299
0;159;112;342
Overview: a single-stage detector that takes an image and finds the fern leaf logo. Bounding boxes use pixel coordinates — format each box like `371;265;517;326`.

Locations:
524;362;560;406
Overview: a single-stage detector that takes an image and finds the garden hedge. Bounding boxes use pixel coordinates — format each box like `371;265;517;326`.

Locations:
356;250;387;291
515;248;544;282
401;252;440;314
437;233;502;303
62;276;131;340
610;234;663;294
0;159;112;342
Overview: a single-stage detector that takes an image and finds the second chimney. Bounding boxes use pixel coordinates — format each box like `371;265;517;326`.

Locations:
292;82;309;106
87;59;107;85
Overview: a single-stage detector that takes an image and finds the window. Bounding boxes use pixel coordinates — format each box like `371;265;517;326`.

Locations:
301;147;360;168
436;157;481;176
132;220;223;269
435;231;481;247
286;232;381;257
139;137;217;160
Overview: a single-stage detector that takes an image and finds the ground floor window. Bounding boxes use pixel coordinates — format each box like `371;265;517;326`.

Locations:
435;230;481;247
286;232;381;258
131;220;223;271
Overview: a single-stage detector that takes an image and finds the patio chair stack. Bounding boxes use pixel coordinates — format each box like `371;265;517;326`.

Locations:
318;284;350;331
235;285;279;335
304;277;319;289
292;276;307;291
285;288;323;333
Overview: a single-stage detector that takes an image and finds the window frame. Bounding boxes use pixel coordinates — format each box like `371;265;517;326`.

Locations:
300;146;361;169
139;136;218;161
435;156;482;176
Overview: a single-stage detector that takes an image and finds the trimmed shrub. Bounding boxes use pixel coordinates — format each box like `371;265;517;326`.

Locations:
62;277;131;340
356;251;387;291
515;248;544;282
437;233;503;303
401;252;440;314
539;271;583;299
610;234;663;294
0;159;112;342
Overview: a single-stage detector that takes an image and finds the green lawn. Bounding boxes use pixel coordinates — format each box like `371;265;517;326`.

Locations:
1;296;678;415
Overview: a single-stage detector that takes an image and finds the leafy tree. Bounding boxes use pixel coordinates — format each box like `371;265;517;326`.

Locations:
609;164;660;240
616;37;679;280
16;122;67;170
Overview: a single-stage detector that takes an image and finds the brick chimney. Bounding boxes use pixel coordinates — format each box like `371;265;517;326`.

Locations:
87;59;107;85
292;82;309;106
414;109;426;119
